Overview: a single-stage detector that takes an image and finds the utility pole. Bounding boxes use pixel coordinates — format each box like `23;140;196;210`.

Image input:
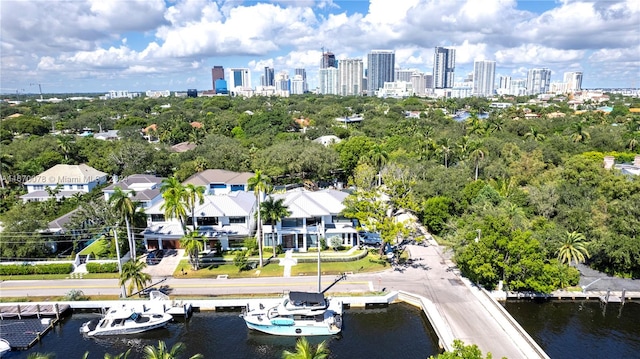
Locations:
113;227;127;298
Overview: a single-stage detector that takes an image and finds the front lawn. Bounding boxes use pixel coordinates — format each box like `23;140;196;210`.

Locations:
291;253;389;276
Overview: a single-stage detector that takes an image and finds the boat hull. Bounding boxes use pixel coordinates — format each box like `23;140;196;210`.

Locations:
245;318;341;336
84;319;171;336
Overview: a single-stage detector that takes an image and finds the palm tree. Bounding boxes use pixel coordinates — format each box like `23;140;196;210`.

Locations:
143;341;203;359
160;177;187;231
181;229;205;270
27;354;55;359
261;196;291;258
248;170;270;268
184;183;205;230
568;122;591;143
119;258;151;297
81;350;131;359
557;231;590;265
469;144;487;181
282;337;330;359
56;135;74;161
524;127;546;142
109;187;139;260
437;137;453;168
367;144;389;187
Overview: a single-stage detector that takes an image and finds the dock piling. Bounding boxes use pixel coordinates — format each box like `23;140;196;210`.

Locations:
621;289;626;305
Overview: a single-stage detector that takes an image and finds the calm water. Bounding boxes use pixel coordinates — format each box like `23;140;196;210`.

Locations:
504;300;640;359
3;303;440;359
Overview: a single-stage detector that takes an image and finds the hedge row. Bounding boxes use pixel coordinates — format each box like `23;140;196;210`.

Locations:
0;263;74;275
86;262;119;273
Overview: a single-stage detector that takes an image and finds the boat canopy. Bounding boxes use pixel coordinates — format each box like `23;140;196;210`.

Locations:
288;292;326;306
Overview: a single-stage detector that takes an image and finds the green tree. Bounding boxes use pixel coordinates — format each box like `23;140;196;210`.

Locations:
109;187;139;260
143;341;203;359
557;231;590;265
261;196;291;257
282;337;330;359
524;127;546;142
568;122;591;143
469;143;487;181
119;258;151;297
248;170;270;267
428;339;494;359
27;353;55;359
422;196;453;235
181;229;205;270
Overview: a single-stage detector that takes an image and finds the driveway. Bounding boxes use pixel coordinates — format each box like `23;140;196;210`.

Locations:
142;249;184;278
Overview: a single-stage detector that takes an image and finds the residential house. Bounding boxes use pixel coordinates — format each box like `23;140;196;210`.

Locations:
262;189;358;252
142;190;256;251
183;169;255;195
604;155;640;176
21;164;108;202
103;174;165;210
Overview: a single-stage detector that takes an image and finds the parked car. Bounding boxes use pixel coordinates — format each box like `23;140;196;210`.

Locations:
146;250;164;265
359;231;382;246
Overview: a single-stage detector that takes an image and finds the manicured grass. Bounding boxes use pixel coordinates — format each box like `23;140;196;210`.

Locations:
173;259;284;278
78;236;108;256
290;253;389;276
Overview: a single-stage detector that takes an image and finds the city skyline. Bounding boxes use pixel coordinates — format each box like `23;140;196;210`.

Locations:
1;0;639;94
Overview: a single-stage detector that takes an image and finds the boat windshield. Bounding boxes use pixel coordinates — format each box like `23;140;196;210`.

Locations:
130;312;139;321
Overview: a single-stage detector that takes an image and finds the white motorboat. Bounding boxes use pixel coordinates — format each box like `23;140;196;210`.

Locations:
241;291;343;336
0;338;10;356
80;305;173;336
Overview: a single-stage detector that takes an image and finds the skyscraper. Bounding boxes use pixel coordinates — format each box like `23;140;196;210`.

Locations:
472;60;496;97
526;68;551;95
563;71;583;92
367;50;395;96
410;72;427;96
263;67;275;87
229;68;251;90
291;74;305;95
211;66;224;93
338;59;364;96
321;51;337;69
295;68;307;93
319;67;339;95
433;47;456;89
395;69;416;82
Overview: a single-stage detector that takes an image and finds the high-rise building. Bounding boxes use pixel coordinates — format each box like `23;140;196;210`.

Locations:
472;60;496;97
563;71;583;92
211;66;224;93
395;69;416;82
433;47;456;89
263;67;275;87
338;58;364;96
526;68;551;95
321;51;337;69
291;74;305;95
319;67;339;95
424;74;434;90
367;50;395;96
229;68;251;90
410;72;427;96
499;76;511;90
510;79;527;96
295;68;308;93
275;71;289;93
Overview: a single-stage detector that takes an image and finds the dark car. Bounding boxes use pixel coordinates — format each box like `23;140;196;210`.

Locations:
146;250;164;265
359;232;382;246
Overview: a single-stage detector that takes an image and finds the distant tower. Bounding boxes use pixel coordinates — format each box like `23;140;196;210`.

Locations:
229;68;251;90
295;68;308;93
263;67;275;87
472;60;496;97
338;59;364;96
564;71;583;92
526;68;551;95
211;66;224;93
321;48;337;69
367;50;395;96
433;47;456;89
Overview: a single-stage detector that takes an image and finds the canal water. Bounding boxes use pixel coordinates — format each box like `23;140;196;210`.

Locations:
2;303;440;359
5;301;639;358
504;300;640;359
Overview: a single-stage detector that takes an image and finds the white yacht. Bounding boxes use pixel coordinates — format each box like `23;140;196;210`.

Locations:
241;291;343;336
80;305;173;336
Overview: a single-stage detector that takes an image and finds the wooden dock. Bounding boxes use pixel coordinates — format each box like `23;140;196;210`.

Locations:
0;303;71;319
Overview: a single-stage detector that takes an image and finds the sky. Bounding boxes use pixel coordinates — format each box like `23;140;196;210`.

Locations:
1;0;639;94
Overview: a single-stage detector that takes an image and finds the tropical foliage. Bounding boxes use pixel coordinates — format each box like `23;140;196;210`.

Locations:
119;258;151;297
281;337;330;359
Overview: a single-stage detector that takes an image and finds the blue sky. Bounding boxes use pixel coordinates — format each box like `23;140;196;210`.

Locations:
1;0;639;94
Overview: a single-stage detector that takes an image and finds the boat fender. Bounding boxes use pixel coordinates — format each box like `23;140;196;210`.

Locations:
295;328;302;334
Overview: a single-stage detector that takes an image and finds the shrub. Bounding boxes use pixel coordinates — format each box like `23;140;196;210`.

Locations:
233;250;250;272
86;262;119;273
0;263;74;275
64;289;88;301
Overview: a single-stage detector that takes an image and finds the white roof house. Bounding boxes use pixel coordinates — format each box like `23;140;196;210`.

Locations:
21;164;108;202
103;174;165;209
183;169;255;195
142;191;257;251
